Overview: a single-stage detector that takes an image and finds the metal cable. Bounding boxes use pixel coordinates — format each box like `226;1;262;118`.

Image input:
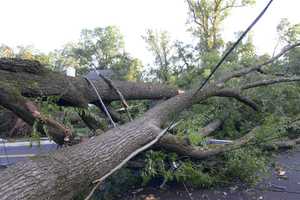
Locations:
84;76;117;128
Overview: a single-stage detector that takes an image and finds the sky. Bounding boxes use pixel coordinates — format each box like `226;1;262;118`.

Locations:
0;0;299;65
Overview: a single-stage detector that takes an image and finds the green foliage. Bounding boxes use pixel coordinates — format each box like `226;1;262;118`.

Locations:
141;147;268;188
51;26;143;80
142;150;177;185
277;18;300;44
141;150;215;188
143;1;258;86
174;104;219;145
143;30;174;83
254;115;288;144
0;45;51;65
36;97;96;138
222;147;268;185
187;0;255;53
202;68;211;78
174;161;215;187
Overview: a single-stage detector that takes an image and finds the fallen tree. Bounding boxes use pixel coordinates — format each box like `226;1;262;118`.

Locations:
0;42;300;200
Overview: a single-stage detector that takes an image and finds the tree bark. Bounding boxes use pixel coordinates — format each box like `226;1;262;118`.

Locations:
157;127;258;159
199;119;223;136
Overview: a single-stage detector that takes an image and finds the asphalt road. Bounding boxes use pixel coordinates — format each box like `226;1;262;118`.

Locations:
0;139;57;167
126;149;300;200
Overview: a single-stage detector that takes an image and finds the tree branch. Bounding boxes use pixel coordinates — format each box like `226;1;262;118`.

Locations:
158;127;258;159
0;86;71;145
216;89;259;111
0;58;179;107
242;76;300;90
219;42;300;83
186;0;203;27
199;119;223;136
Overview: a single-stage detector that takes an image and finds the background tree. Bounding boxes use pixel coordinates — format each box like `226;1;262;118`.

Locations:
186;0;255;52
185;0;256;82
143;30;175;84
51;26;142;80
0;45;50;64
140;1;300;189
276;18;300;75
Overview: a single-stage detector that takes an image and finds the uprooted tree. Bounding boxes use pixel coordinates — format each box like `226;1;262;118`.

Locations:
0;39;300;199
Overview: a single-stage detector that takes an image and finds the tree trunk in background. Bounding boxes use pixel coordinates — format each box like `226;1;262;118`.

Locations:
0;58;178;108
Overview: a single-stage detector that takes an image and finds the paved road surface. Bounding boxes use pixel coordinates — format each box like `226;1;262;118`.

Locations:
0;138;57;167
126;149;300;200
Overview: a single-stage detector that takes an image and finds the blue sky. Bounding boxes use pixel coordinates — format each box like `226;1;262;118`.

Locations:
0;0;299;65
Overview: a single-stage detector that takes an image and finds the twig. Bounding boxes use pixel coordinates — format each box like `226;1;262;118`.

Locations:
183;182;194;200
84;121;180;200
186;0;202;27
219;42;300;83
